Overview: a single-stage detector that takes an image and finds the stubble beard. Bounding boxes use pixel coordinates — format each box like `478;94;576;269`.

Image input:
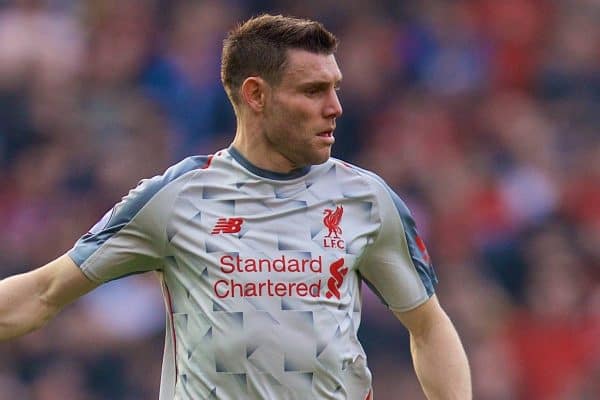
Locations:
273;126;331;169
264;98;331;170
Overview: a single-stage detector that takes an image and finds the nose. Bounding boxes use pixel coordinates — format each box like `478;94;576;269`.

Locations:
324;88;343;119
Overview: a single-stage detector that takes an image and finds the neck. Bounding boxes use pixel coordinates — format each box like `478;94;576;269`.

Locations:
231;122;298;174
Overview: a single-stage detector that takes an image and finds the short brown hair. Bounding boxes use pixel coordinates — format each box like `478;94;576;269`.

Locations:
221;14;339;106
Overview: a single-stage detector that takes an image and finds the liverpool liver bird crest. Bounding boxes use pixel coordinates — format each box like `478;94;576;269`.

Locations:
323;205;344;238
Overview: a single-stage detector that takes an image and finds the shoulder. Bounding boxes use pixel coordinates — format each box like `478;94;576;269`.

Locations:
160;154;215;180
108;153;217;217
328;157;388;187
138;153;216;191
328;158;412;215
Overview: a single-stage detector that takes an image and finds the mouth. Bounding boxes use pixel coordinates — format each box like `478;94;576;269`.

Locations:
317;130;335;145
317;131;333;137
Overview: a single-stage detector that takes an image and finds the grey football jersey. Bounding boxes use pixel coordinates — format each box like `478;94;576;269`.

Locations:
69;147;437;400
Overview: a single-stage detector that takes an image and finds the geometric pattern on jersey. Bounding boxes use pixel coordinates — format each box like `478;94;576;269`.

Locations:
69;147;437;400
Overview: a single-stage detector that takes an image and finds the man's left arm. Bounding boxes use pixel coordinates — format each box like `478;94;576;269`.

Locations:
394;295;471;400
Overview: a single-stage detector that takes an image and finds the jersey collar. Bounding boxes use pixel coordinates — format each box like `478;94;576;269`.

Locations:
228;146;311;180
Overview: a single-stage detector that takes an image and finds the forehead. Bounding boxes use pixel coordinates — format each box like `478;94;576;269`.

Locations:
280;49;342;85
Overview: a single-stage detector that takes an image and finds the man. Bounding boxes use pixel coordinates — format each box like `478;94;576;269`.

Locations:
0;14;471;399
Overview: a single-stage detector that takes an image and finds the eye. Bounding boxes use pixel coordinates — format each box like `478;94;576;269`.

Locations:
304;87;321;95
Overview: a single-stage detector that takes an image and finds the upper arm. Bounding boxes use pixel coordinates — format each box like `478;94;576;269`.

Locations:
393;294;447;338
0;254;98;339
35;254;99;311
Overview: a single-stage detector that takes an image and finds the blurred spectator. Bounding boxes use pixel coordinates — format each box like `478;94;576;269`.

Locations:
0;0;82;167
504;224;600;400
141;0;237;160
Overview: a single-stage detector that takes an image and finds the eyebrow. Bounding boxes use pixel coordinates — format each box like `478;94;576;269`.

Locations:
298;75;343;89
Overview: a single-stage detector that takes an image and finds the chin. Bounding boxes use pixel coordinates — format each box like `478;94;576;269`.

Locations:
308;151;331;166
291;146;331;168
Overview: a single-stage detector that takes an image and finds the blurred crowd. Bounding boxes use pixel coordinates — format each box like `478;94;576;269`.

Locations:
0;0;598;399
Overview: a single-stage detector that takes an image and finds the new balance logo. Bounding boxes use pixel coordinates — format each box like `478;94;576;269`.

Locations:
211;217;244;234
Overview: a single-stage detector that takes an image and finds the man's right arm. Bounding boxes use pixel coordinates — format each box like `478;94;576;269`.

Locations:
0;254;98;340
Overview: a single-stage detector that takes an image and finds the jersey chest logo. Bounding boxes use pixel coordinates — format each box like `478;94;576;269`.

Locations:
211;217;244;234
323;205;345;249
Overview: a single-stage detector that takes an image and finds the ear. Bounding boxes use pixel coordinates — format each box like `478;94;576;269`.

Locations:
240;77;268;112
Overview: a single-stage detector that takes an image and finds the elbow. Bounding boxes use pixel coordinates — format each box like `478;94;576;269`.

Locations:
36;296;62;329
0;304;56;341
34;308;55;331
24;295;62;335
27;303;59;336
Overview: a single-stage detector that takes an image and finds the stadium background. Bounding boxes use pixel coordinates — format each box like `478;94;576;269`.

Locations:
0;0;598;398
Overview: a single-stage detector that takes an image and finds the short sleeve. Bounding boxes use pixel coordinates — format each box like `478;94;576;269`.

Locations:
357;178;437;312
68;156;207;283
